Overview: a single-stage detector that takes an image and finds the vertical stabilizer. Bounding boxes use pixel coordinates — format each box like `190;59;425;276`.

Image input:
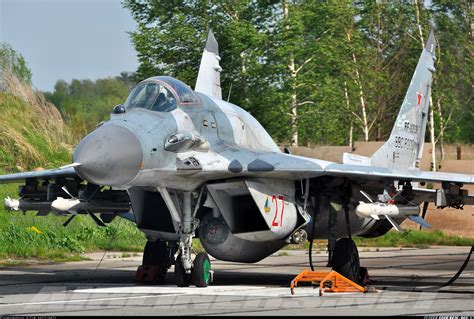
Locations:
371;30;436;170
195;29;222;99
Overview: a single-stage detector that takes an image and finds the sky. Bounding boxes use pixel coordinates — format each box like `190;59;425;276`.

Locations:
0;0;138;92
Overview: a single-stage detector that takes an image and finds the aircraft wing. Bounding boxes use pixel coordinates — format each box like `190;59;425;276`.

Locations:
199;149;474;185
0;166;78;184
323;162;474;184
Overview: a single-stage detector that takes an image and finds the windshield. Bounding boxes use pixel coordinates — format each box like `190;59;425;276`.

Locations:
124;82;177;112
157;76;200;104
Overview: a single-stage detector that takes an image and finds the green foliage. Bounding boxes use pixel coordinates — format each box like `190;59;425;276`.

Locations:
124;1;474;145
45;74;136;140
429;0;474;143
0;43;33;85
0;182;146;260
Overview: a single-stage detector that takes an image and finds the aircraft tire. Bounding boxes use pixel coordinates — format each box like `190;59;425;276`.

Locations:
332;238;361;284
174;255;191;287
193;252;211;288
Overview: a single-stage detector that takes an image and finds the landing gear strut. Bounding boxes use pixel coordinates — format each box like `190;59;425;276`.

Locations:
175;190;212;287
179;191;195;275
136;187;212;287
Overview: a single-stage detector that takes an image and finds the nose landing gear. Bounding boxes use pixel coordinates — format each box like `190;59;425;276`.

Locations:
174;191;213;287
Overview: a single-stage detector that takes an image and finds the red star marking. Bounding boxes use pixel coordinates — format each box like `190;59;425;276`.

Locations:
416;92;423;107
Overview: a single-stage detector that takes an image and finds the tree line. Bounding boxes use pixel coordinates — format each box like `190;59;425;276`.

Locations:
123;0;473;154
44;73;136;140
3;1;472;156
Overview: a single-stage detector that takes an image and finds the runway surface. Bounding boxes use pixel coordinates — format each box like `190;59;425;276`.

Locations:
0;246;473;316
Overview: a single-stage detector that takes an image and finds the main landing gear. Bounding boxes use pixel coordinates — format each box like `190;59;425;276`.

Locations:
312;180;367;285
135;239;177;284
332;238;361;283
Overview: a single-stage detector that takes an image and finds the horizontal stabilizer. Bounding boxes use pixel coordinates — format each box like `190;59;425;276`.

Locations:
408;215;431;229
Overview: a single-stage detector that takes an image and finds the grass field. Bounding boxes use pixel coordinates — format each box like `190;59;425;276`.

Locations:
0;183;146;262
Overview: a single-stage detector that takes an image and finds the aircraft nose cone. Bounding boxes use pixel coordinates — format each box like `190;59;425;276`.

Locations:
73;125;143;186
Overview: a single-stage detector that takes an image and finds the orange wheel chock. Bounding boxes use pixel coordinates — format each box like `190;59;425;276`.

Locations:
290;269;378;295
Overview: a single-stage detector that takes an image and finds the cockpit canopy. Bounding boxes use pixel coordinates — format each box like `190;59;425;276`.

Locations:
124;76;199;112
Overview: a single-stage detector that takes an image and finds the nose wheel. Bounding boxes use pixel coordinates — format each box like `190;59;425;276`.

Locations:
174;252;212;287
193;252;212;287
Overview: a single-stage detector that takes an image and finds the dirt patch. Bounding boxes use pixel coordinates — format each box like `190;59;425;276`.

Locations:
401;204;474;238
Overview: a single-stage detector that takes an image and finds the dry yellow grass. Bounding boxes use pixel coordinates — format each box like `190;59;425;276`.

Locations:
0;71;72;170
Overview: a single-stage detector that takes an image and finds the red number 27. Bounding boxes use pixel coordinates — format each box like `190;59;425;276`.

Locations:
271;195;285;227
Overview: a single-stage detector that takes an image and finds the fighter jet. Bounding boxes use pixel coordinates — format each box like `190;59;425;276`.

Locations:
1;30;473;287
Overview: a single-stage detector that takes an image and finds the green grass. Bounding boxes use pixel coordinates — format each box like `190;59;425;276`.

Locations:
353;229;474;248
0;183;146;262
0;181;208;263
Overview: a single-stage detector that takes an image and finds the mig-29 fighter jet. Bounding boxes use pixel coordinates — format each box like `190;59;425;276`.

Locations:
2;30;473;287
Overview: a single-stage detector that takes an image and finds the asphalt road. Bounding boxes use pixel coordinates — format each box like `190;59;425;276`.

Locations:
0;246;473;316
